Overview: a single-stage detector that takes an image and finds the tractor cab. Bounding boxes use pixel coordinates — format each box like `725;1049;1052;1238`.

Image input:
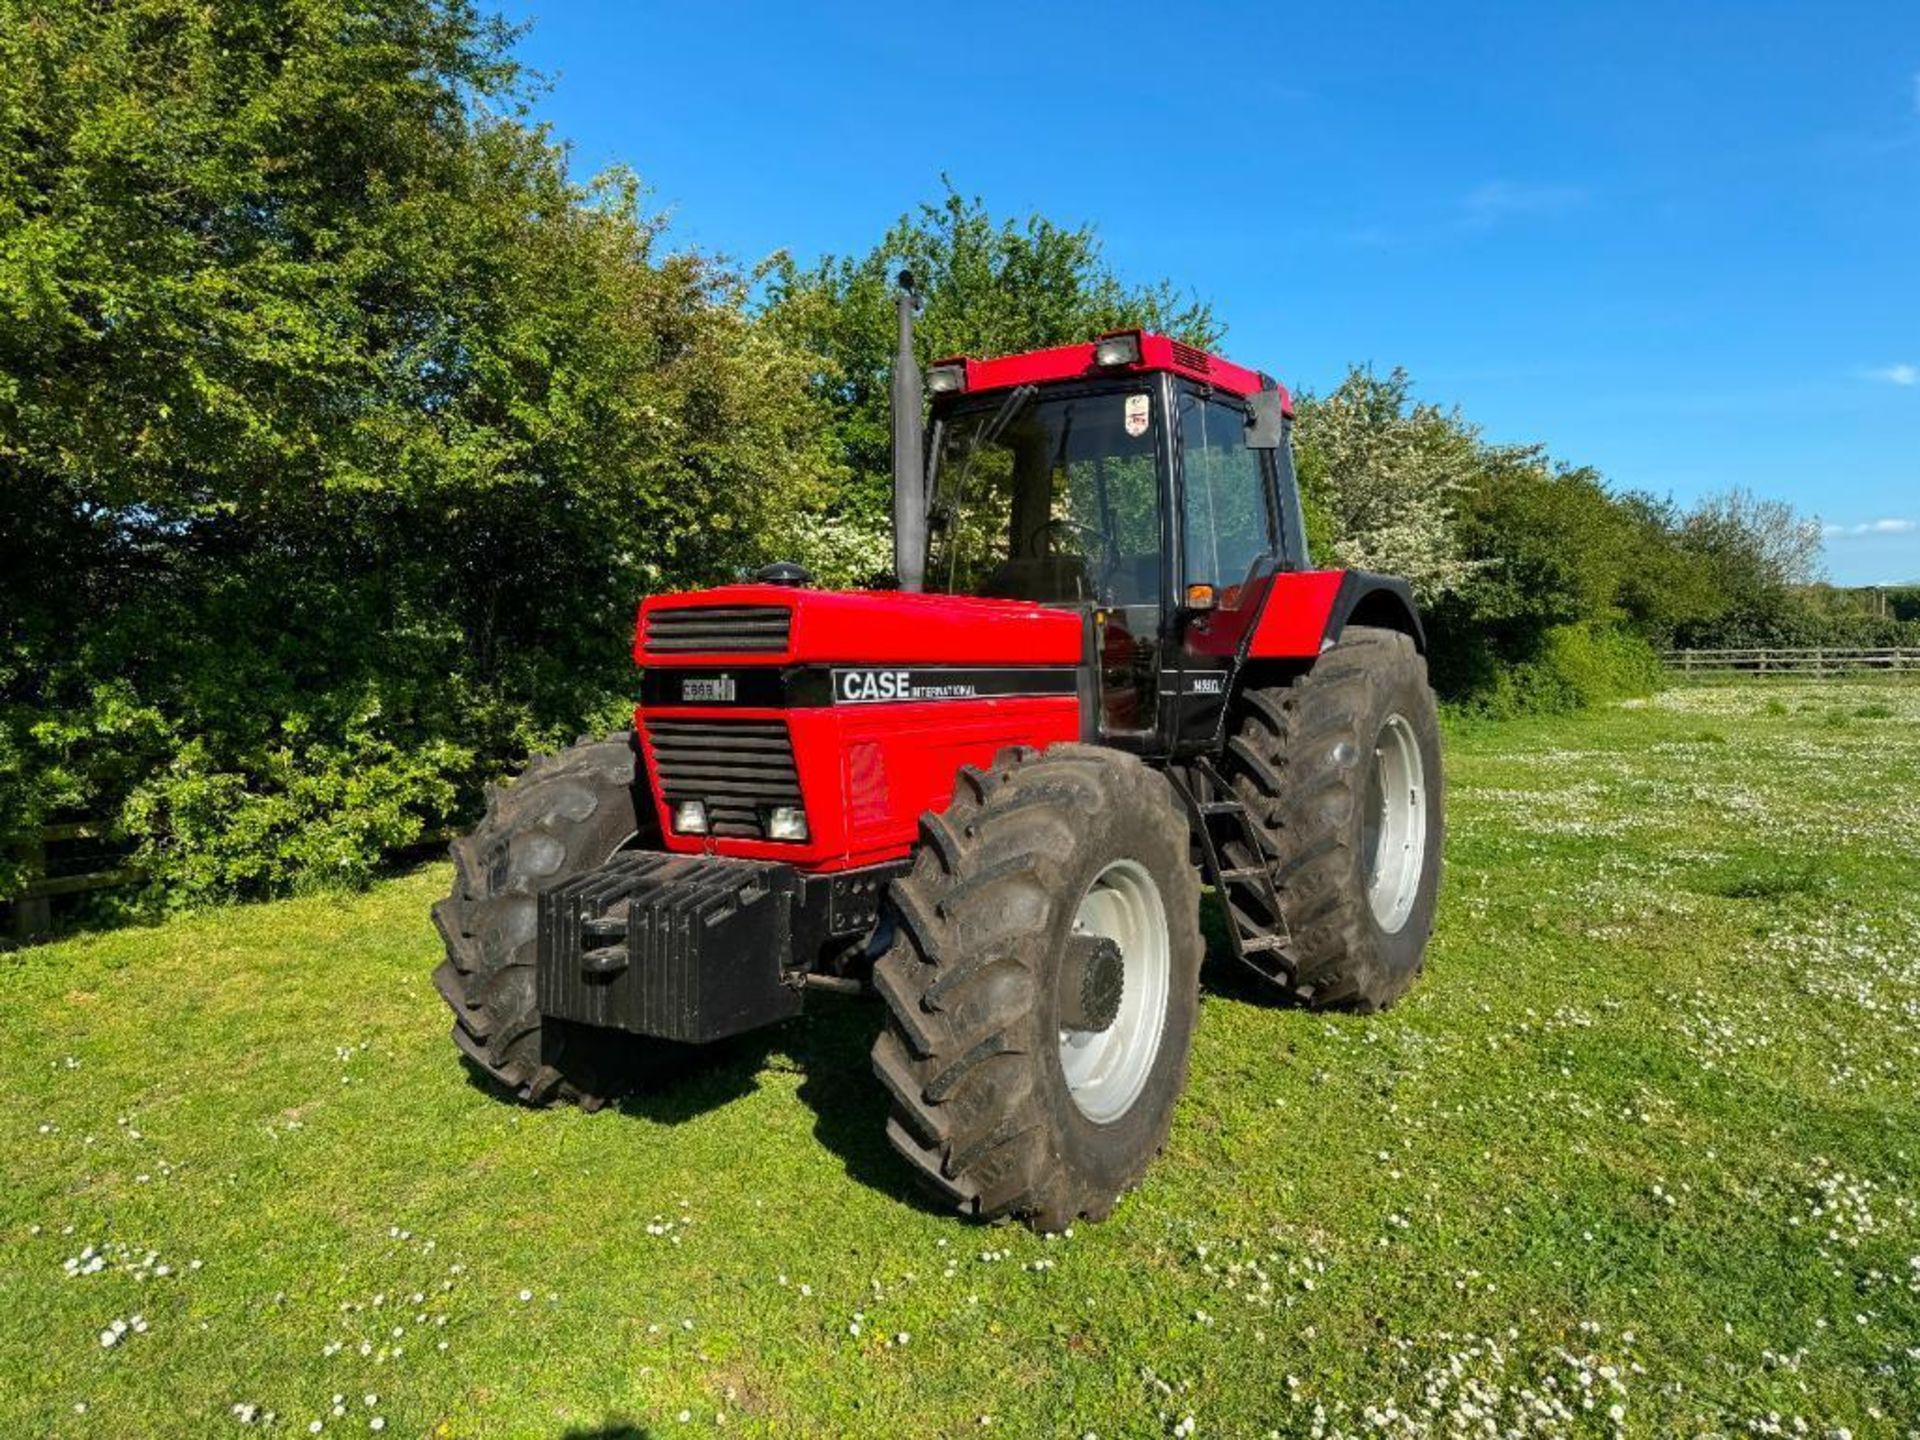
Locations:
914;329;1310;746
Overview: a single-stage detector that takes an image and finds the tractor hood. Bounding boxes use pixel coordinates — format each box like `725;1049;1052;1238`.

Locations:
634;584;1084;668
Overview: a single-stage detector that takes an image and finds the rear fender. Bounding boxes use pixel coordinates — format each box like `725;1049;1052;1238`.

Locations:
1243;569;1426;660
1174;569;1426;758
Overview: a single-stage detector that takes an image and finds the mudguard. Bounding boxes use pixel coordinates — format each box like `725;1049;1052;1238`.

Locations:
1244;569;1425;659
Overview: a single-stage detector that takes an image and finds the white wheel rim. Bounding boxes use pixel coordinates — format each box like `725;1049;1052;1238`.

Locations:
1363;713;1427;933
1059;858;1171;1124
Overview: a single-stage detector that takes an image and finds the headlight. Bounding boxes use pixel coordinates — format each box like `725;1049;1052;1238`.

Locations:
765;805;809;842
926;364;966;394
672;800;709;835
1093;331;1142;367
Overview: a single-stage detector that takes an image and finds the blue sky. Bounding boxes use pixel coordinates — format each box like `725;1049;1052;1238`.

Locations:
499;2;1920;584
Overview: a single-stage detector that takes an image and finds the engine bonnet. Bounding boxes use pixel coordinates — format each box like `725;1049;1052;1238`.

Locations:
634;584;1084;668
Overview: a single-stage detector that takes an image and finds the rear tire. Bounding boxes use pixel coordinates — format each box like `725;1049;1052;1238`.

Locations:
1225;626;1444;1012
432;733;667;1109
872;745;1204;1231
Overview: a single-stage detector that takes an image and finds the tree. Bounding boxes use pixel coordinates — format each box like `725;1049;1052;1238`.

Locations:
1680;488;1825;589
1609;492;1734;645
0;0;838;903
1656;490;1826;648
1291;368;1476;601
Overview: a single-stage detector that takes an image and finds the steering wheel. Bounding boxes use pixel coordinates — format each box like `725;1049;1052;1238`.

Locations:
1034;515;1104;558
1031;516;1115;599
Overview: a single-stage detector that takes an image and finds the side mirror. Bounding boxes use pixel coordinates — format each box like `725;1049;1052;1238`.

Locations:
1244;388;1286;450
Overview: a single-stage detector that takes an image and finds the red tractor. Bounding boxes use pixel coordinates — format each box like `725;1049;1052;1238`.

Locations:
434;277;1442;1231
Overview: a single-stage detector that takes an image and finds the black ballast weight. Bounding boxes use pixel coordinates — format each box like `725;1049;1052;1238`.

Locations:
537;853;804;1043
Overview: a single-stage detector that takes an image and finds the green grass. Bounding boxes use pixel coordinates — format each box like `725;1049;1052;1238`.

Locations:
5;678;1920;1438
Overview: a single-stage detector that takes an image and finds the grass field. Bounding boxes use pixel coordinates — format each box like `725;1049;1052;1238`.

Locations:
4;677;1919;1439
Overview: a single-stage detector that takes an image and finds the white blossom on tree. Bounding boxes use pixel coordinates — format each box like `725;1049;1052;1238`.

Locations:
1293;368;1479;600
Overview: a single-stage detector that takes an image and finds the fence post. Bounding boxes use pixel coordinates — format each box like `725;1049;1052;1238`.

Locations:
10;833;52;942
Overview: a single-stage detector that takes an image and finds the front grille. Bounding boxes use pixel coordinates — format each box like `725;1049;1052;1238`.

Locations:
645;719;801;839
644;605;791;654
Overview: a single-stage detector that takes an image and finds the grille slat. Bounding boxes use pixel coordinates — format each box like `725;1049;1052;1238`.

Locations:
663;778;803;798
648;722;792;747
1170;340;1213;373
656;757;797;773
644;605;792;653
647;719;801;840
652;744;794;756
657;772;801;790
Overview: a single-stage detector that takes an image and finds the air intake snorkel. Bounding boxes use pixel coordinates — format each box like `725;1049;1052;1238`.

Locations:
890;270;927;592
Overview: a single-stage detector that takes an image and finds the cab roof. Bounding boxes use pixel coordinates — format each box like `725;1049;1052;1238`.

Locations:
931;331;1293;416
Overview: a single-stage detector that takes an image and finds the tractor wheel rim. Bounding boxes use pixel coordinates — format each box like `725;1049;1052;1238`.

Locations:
1363;712;1427;933
1059;858;1171;1124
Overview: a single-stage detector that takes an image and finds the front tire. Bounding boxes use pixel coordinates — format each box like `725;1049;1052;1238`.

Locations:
431;733;655;1109
1226;625;1444;1012
872;745;1204;1231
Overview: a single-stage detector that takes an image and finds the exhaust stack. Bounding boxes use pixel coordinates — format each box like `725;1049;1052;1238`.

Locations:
890;270;926;591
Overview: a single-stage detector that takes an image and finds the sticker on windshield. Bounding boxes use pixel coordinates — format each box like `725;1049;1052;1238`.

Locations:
1123;393;1151;438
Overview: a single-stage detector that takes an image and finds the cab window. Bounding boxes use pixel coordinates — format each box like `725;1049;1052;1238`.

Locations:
928;387;1162;607
1179;391;1275;604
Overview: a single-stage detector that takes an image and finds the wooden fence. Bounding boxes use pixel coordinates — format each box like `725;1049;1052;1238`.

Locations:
6;821;140;941
1662;647;1920;675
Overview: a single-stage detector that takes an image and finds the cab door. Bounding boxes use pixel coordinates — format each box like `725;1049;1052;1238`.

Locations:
1080;377;1173;743
1167;384;1290;750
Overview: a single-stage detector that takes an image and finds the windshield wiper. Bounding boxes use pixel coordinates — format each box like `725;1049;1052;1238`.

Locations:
936;384;1038;592
929;383;1037;522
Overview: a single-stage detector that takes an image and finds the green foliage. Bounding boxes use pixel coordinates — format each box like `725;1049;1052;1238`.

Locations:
1294;366;1857;709
0;0;839;906
1296;368;1674;710
1423;445;1653;703
1457;624;1665;719
1608;491;1734;642
1738;583;1920;650
1451;458;1632;632
126;731;469;905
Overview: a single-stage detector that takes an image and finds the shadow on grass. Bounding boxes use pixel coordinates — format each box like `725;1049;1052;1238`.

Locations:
558;1424;651;1440
1689;853;1835;902
791;990;957;1219
459;992;952;1217
454;1022;782;1122
1196;889;1297;1009
612;1026;789;1125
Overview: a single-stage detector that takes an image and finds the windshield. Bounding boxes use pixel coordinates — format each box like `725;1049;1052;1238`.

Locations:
925;386;1163;607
